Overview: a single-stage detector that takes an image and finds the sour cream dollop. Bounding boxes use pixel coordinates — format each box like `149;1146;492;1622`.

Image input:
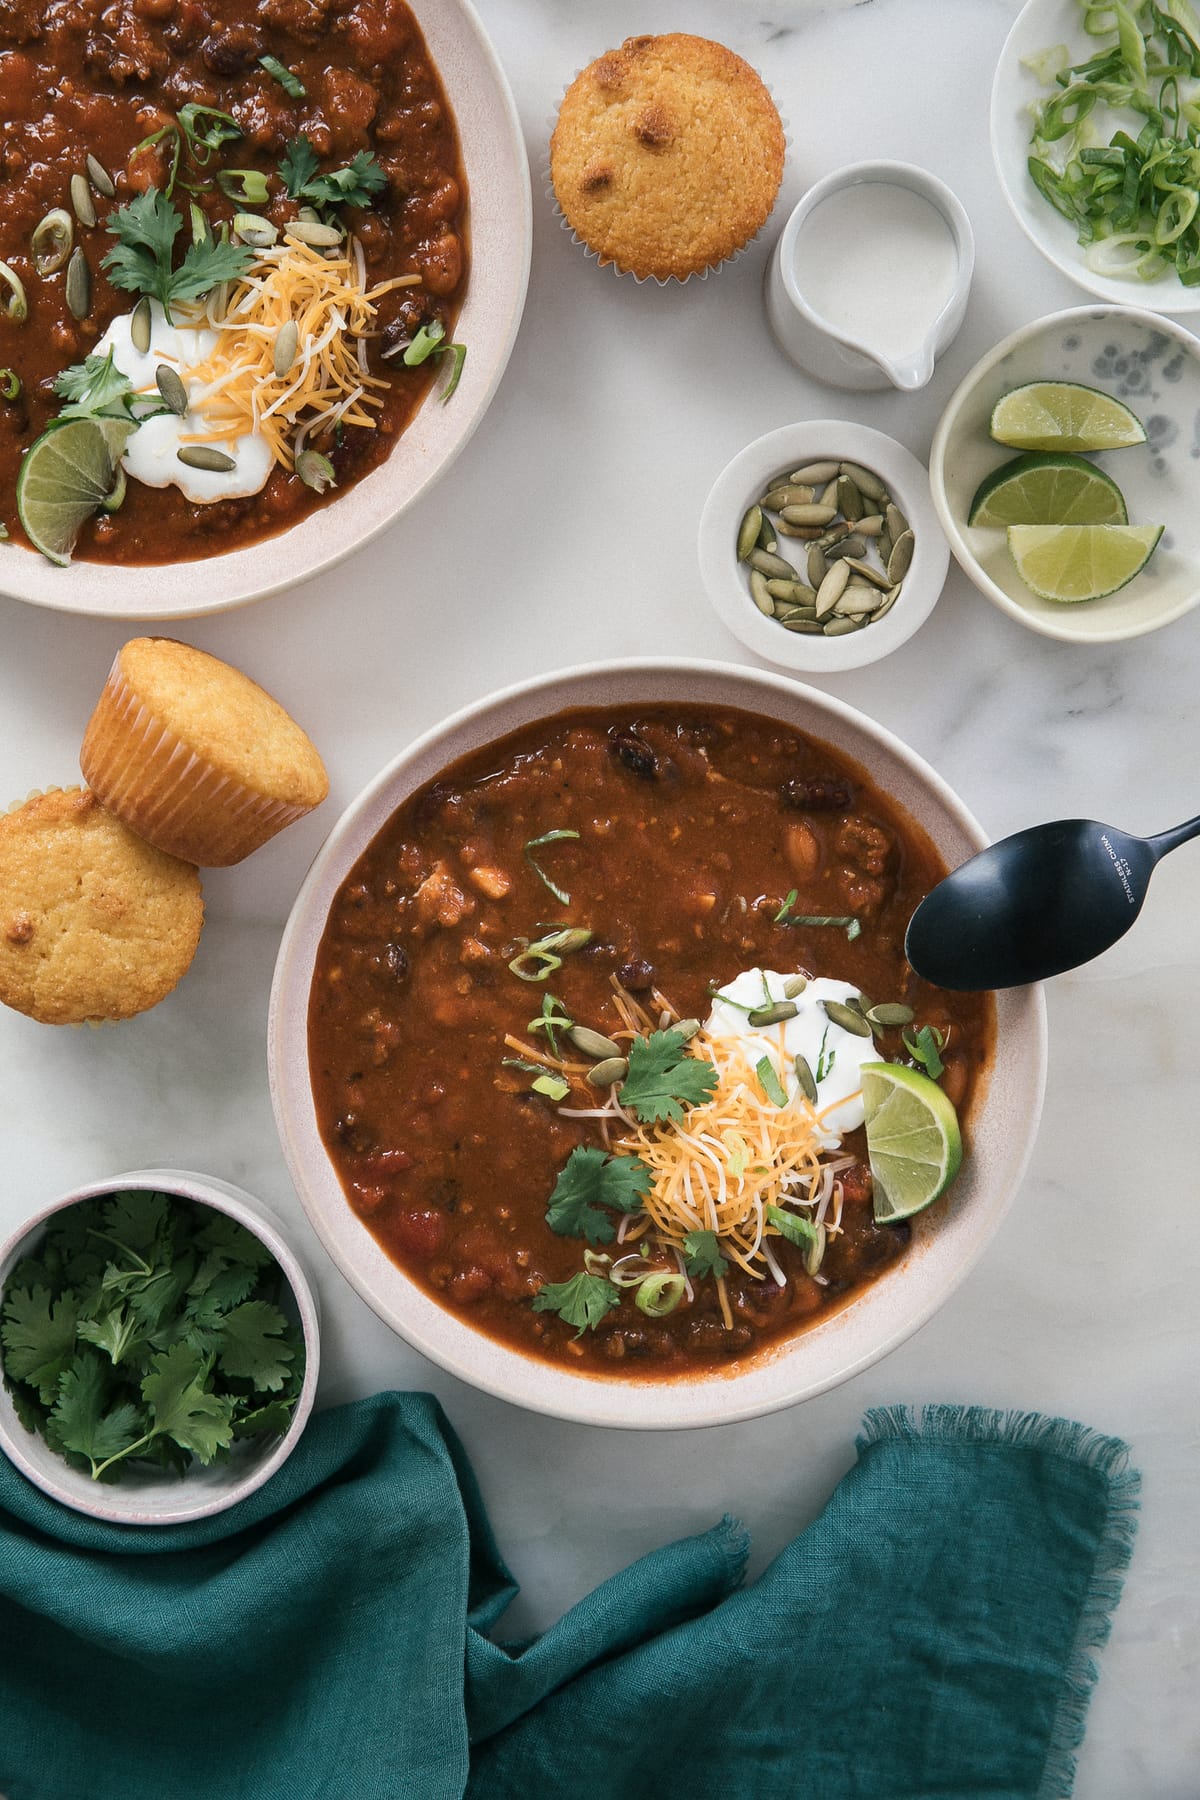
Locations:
94;300;273;503
704;968;878;1137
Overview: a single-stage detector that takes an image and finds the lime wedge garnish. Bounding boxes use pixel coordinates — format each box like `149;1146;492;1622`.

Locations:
16;418;133;567
1007;523;1163;602
968;452;1128;527
862;1063;963;1223
989;382;1147;453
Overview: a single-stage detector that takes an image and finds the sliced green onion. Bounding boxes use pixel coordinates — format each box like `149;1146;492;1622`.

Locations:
635;1273;686;1317
216;169;270;206
523;829;580;906
532;1073;570;1103
259;55;307;99
0;261;27;322
403;320;445;365
765;1204;819;1251
439;341;466;401
755;1055;788;1109
0;369;20;400
296;450;336;493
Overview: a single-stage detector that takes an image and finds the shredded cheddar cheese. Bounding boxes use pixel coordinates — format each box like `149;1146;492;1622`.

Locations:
615;1029;854;1283
184;235;419;470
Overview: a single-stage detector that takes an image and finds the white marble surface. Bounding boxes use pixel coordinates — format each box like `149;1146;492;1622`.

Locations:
1;1;1197;1792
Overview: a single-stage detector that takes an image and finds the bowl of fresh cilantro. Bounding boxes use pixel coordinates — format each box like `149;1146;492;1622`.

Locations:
0;1169;319;1523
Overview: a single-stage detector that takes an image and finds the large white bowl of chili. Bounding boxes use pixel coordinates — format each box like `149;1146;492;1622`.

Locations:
0;0;530;617
269;660;1047;1428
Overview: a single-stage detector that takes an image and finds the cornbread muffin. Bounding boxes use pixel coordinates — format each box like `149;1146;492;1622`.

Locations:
549;33;785;280
80;639;329;867
0;789;204;1025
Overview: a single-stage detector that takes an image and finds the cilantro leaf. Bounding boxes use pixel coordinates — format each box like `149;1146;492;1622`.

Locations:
104;1188;171;1255
214;1301;297;1391
186;1257;259;1324
141;1344;235;1464
232;1398;297;1439
50;1354;144;1478
1;1286;78;1403
279;134;386;210
545;1147;651;1245
766;1205;819;1250
619;1029;718;1124
76;1303;149;1368
193;1211;273;1269
53;349;135;422
682;1230;729;1281
102;192;252;323
531;1271;620;1336
279;133;321;198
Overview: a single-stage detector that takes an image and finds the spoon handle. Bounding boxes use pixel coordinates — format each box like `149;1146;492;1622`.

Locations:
1148;813;1200;857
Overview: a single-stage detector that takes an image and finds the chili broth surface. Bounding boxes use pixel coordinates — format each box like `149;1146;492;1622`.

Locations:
0;0;465;562
308;706;995;1377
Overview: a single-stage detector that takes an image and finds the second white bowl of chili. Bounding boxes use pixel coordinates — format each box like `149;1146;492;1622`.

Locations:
269;659;1047;1429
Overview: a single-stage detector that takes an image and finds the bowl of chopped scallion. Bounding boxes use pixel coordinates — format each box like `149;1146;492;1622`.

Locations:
0;1169;319;1524
992;0;1200;311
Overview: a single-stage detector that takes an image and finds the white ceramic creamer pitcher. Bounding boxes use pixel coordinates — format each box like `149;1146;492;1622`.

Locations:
765;160;975;393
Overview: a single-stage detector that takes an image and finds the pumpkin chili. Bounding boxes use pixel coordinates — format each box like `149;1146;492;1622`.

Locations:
0;0;466;563
308;705;995;1379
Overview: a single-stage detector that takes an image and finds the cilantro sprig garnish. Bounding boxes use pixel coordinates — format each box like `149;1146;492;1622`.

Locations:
0;1190;305;1483
102;190;253;323
53;349;134;422
531;1271;620;1337
544;1146;651;1245
280;134;388;212
619;1027;718;1124
682;1230;728;1281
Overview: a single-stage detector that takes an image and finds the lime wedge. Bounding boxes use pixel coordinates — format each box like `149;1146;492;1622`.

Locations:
16;418;133;567
968;452;1128;527
862;1063;962;1223
989;382;1147;453
1007;523;1163;602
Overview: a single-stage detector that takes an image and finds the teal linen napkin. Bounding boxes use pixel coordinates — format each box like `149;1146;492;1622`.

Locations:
0;1394;1138;1800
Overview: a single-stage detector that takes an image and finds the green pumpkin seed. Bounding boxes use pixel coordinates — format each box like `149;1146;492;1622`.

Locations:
64;247;90;319
789;461;839;483
822;617;864;637
780;503;837;527
737;504;763;560
819;478;840;507
748;1000;799;1027
749;547;798;580
887;530;914;584
178;444;236;472
816;521;851;549
757;515;778;554
31;209;73;277
287;218;343;247
806;544;827;588
878;528;893;566
841;555;892;590
569;1026;623;1061
775;603;818;623
782;975;808;999
793;1053;818;1104
765;578;816;605
70;173;96;228
749;569;774;616
274;319;299;378
866;1002;915;1027
784;618;826;634
155;364;189;415
674;1018;701;1041
874;585;902;619
822;999;873;1036
835;587;884;617
130;295;152;353
760;485;813;510
775;519;824;539
86;154;116;200
837;475;864;521
824;533;867;563
856;514;884;536
886;503;908;541
840;461;888;502
815;561;849;618
587;1056;629;1088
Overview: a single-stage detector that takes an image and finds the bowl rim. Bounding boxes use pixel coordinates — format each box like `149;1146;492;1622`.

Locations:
0;1167;321;1524
269;656;1048;1430
929;301;1200;644
989;0;1200;315
697;421;950;672
0;0;532;620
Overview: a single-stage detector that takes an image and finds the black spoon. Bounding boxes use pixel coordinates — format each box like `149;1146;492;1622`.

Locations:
904;813;1200;991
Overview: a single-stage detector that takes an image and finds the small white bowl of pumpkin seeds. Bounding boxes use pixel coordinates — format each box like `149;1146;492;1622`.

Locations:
698;421;950;672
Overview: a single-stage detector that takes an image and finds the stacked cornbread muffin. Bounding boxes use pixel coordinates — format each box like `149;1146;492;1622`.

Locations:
0;641;327;1025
